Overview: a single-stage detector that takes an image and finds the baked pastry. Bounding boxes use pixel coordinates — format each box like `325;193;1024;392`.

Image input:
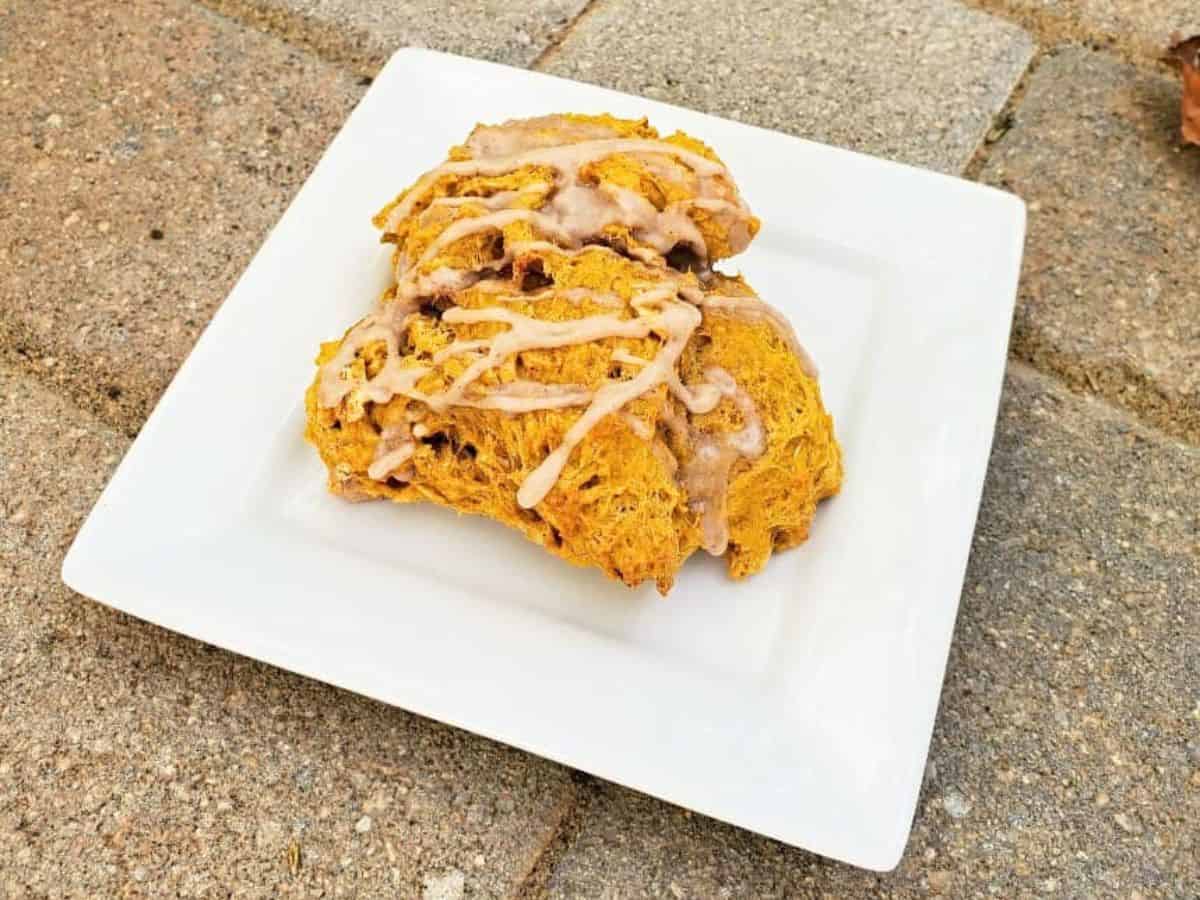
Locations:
305;114;842;593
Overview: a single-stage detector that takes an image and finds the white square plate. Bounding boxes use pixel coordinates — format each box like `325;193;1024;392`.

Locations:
63;49;1025;870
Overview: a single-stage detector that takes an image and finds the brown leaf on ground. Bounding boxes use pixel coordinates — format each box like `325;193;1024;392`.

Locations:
1168;33;1200;145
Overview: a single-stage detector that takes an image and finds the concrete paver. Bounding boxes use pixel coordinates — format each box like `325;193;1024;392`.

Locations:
0;0;361;432
541;0;1034;174
545;365;1200;897
982;49;1200;443
0;364;577;896
199;0;590;72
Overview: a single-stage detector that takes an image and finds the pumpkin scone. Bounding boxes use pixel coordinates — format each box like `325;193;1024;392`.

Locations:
305;114;841;594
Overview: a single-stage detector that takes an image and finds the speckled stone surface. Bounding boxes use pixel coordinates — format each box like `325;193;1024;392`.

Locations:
0;0;361;433
199;0;590;72
540;0;1034;174
5;1;1200;895
544;365;1200;898
0;365;577;897
981;49;1200;444
971;0;1199;56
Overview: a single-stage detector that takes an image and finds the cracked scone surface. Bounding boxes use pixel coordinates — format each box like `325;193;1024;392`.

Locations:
305;113;842;594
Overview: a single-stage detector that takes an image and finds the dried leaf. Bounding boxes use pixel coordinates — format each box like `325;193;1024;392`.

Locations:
1168;33;1200;146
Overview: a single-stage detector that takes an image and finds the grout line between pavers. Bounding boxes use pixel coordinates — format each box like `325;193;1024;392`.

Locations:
1004;359;1200;454
0;322;142;441
962;43;1045;181
957;0;1181;71
530;0;605;70
1007;344;1200;449
960;39;1200;450
194;0;384;77
512;773;603;899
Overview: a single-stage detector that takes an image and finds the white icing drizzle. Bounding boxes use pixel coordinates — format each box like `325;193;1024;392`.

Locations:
705;367;765;457
635;151;698;189
432;339;490;363
516;293;704;508
426;183;551;211
665;369;722;415
419;266;480;297
621;412;654;440
320;285;719;508
457;380;593;412
546;182;708;258
400;236;665;305
471;278;525;293
432;300;664;412
465;116;625;158
675;367;765;556
316;308;429;409
558;287;625;307
610;348;648;367
397;209;569;299
685;197;744;213
682;439;740;556
473;281;624;308
367;421;416;481
315;118;817;551
382;137;737;236
396;186;713;298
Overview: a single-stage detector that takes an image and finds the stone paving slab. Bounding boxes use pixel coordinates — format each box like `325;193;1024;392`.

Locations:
0;363;577;897
974;0;1199;57
540;0;1034;174
982;49;1200;444
544;365;1200;898
0;0;361;433
199;0;590;72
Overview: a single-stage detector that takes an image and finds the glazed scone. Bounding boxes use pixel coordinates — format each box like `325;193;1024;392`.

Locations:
306;252;703;592
374;113;759;279
305;114;841;594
